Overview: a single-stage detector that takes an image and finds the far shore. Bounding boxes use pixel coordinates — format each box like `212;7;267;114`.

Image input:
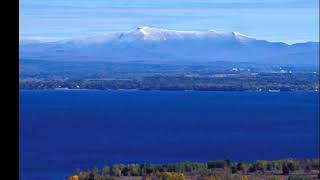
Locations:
19;88;320;93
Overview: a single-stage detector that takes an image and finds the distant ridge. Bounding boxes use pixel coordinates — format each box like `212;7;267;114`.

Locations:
20;26;255;44
19;26;319;66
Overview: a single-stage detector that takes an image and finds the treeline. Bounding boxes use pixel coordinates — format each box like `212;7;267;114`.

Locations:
72;159;320;180
20;73;319;91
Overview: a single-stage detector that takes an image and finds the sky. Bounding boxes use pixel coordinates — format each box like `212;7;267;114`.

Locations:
19;0;319;44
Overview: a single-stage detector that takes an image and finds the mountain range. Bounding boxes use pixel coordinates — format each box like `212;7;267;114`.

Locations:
19;26;319;66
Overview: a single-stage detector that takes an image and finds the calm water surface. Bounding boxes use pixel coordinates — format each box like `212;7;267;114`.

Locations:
19;90;319;180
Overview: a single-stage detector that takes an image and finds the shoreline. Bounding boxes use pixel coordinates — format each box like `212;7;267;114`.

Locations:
18;88;320;93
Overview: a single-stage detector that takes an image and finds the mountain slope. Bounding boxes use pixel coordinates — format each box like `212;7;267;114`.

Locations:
19;26;319;65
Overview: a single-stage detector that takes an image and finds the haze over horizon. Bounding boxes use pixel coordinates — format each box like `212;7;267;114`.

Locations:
20;0;319;44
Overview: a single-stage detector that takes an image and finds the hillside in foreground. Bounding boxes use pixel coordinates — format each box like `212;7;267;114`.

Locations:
68;159;320;180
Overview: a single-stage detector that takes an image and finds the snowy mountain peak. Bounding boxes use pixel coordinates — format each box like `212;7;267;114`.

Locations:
131;26;196;41
20;27;254;44
135;26;167;40
19;26;319;66
124;26;253;42
231;31;250;39
136;26;156;32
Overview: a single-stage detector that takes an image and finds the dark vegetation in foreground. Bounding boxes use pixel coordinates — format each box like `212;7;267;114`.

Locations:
70;159;320;180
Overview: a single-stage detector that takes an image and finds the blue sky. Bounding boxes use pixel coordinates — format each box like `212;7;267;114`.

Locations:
19;0;319;44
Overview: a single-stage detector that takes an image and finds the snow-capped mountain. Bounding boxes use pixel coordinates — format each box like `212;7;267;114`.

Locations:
19;26;319;65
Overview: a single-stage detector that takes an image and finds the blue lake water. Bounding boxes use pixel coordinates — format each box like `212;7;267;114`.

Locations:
19;90;319;180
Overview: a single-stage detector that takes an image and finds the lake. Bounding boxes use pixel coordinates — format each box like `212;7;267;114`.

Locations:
19;90;319;180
